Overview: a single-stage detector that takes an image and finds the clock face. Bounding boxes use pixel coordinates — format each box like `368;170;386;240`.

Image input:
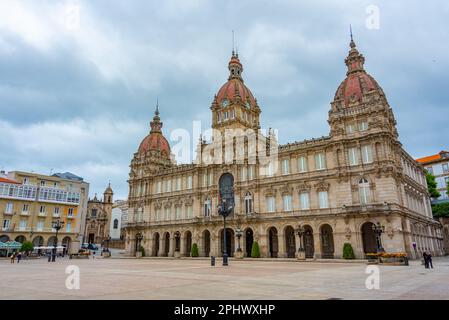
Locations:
222;99;229;107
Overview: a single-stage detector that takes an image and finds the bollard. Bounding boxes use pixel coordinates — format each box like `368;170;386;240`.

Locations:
211;256;215;266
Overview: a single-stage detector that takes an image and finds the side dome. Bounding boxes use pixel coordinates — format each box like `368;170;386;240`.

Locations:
215;52;257;109
137;106;171;157
333;37;384;107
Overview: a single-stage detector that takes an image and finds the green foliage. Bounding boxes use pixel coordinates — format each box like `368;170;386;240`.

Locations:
447;180;449;197
251;241;260;258
191;243;199;257
426;172;441;199
343;243;355;259
20;241;33;253
432;202;449;218
138;245;145;257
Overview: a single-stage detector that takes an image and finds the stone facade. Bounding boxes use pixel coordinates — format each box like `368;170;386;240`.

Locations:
124;39;444;260
84;184;113;245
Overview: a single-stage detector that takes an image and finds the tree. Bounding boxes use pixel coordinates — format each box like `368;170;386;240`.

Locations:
343;243;355;259
432;202;449;218
426;172;441;199
191;243;199;257
447;180;449;197
138;245;145;257
251;241;260;258
20;241;33;254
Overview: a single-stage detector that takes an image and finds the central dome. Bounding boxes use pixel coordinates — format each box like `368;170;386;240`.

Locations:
215;52;257;109
137;106;171;157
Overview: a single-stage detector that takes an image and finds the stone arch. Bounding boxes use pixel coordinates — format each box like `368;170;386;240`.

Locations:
163;232;170;256
62;236;72;254
361;222;377;254
202;229;211;257
0;235;10;242
320;224;334;259
174;231;181;252
15;235;26;243
47;236;57;247
268;226;278;258
32;236;44;247
244;227;254;257
284;225;296;258
303;225;315;259
184;230;192;256
152;232;160;257
219;227;234;257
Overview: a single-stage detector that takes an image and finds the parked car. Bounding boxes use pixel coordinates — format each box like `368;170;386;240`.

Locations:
88;243;99;251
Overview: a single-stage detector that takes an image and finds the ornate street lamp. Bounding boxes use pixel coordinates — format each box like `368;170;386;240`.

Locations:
51;219;64;262
295;225;306;260
218;198;233;266
372;222;385;253
235;227;243;257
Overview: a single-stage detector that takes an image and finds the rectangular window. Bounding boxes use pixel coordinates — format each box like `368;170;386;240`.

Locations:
443;163;449;173
202;173;207;187
348;147;359;166
208;172;213;186
217;112;221;123
156;181;162;194
426;167;433;175
54;207;60;215
36;220;44;231
361;145;373;164
164;207;170;220
298;156;308;173
155;209;161;221
176;177;182;191
358;121;368;131
40;180;45;186
176;207;181;220
19;219;27;230
318;191;329;209
22;204;29;213
66;222;71;232
283;195;292;211
267;161;275;176
2;219;10;230
68;208;74;216
248;165;254;180
315;153;326;170
39;205;46;214
241;167;247;182
346;123;355;134
187;176;193;189
299;192;310;210
23;177;29;185
266;196;276;213
282;159;290;175
5;202;13;214
224;111;228;120
186;206;193;219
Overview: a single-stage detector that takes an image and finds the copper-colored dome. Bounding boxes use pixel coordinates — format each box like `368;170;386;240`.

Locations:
216;78;256;108
138;132;170;155
334;38;383;107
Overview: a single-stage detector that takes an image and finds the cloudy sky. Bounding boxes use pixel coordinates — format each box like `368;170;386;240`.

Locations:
0;0;448;200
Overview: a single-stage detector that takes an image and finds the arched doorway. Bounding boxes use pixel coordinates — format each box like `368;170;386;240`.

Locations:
153;232;160;257
220;228;234;257
15;235;26;243
268;227;278;258
32;236;44;247
245;228;254;257
218;173;235;216
164;232;170;256
304;225;315;259
0;235;10;242
320;224;334;259
284;226;296;258
47;236;57;247
361;222;377;254
185;231;192;256
174;231;181;253
62;237;71;255
135;233;143;254
203;230;210;257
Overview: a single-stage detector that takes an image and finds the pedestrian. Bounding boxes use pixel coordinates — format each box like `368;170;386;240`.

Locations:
10;252;15;264
427;251;434;269
17;252;22;263
423;251;429;268
47;251;51;262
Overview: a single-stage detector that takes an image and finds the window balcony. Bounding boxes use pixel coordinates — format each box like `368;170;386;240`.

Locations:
38;212;46;217
67;214;75;219
3;211;14;216
53;213;60;218
20;211;29;216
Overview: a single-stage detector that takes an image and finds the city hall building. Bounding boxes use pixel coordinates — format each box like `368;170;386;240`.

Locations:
124;38;444;260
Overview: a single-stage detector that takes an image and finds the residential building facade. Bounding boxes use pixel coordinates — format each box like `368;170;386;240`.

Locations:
124;38;444;260
0;170;89;253
416;150;449;202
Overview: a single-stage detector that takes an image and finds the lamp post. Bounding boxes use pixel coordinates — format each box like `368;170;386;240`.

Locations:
295;225;306;260
218;198;233;266
372;222;385;253
51;219;64;262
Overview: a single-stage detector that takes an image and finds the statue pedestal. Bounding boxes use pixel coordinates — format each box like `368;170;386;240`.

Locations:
174;251;181;258
234;250;244;259
296;250;306;260
70;240;80;255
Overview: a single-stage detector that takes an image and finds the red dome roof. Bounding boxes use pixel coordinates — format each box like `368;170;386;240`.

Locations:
334;72;380;106
216;78;256;108
334;39;383;107
138;132;170;155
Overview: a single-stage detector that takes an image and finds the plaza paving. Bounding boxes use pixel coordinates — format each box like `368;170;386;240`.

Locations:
1;255;449;300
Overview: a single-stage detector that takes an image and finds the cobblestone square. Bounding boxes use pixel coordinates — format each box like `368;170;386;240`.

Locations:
1;256;448;300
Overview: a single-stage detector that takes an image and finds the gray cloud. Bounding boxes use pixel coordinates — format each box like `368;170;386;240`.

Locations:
0;0;448;199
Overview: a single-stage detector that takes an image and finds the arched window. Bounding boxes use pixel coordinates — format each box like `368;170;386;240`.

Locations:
113;219;118;229
359;178;371;205
204;198;211;217
244;192;253;214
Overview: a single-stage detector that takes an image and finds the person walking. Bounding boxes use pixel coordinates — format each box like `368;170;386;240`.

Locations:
423;251;429;269
427;251;434;269
17;252;22;263
10;252;15;264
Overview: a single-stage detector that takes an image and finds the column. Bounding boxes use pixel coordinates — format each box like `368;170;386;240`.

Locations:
313;232;321;259
277;232;286;258
180;236;186;256
210;233;219;257
168;236;175;257
158;237;165;257
146;235;153;257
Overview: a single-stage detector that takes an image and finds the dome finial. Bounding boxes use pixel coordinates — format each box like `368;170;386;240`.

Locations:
349;24;356;48
155;99;159;115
